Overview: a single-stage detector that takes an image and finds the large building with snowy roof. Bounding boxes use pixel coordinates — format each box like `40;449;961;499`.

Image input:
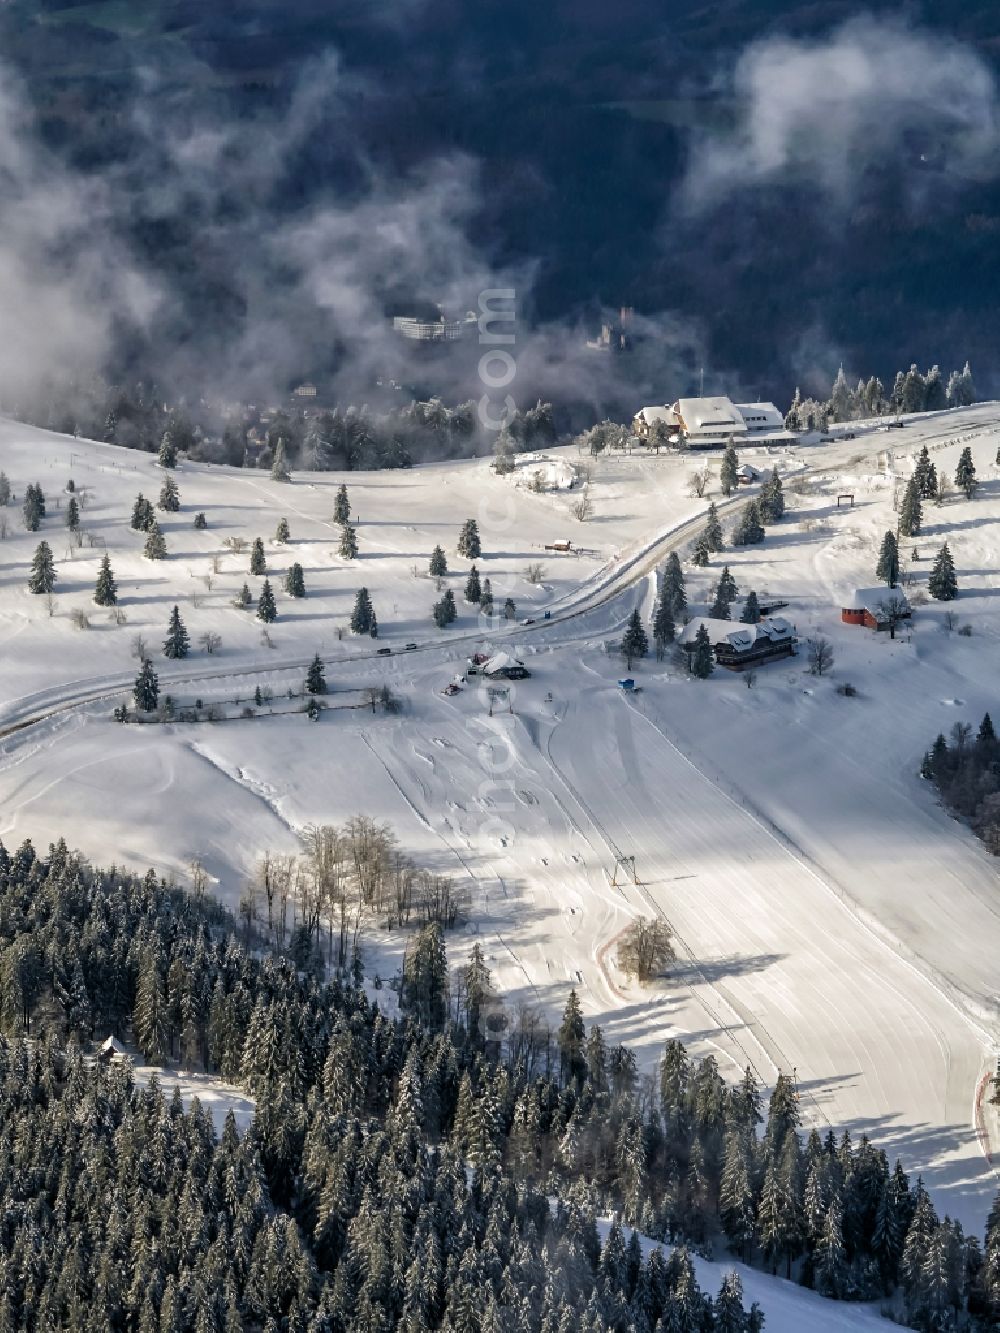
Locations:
633;397;789;448
679;616;798;670
735;402;785;433
675;397;748;446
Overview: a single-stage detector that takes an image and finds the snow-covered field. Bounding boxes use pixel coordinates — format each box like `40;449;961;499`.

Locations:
3;406;1000;1245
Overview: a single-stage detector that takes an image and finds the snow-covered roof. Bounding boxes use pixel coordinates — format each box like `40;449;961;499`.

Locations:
679;616;794;652
635;405;680;428
483;651;524;676
847;587;911;615
735;402;784;430
675;397;748;436
98;1036;128;1061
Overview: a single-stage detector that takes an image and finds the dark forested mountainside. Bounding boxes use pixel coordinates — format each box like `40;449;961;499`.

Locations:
1;835;1000;1330
0;1;998;414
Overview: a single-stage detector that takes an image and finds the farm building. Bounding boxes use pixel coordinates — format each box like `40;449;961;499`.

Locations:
679;616;798;670
841;587;911;631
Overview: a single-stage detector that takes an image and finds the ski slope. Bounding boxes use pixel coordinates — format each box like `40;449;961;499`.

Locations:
3;407;1000;1233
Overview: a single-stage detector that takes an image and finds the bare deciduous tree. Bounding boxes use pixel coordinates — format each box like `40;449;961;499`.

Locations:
688;468;711;499
524;562;546;585
508;1004;551;1081
951;721;972;752
189;859;209;900
807;636;834;676
417;871;468;928
617;917;676;983
876;592;909;640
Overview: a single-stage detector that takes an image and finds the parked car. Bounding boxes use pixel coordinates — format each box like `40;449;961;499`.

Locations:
377;647;392;656
842;430;856;440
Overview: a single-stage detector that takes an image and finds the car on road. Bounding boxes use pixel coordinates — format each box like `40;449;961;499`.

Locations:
404;643;418;651
377;647;392;656
520;617;536;625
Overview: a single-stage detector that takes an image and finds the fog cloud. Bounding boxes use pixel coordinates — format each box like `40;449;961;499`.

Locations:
0;71;160;403
682;16;1000;211
0;39;701;425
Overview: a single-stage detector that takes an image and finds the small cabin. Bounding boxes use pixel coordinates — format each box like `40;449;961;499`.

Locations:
842;587;911;631
96;1036;128;1066
482;652;531;681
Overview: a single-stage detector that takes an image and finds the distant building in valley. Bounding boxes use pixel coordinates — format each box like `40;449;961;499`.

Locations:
392;306;475;342
587;307;634;353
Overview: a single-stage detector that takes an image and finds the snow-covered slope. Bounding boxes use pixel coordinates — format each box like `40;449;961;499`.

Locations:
3;407;1000;1231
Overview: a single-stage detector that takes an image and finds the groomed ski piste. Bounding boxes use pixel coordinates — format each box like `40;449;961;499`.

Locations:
3;406;1000;1302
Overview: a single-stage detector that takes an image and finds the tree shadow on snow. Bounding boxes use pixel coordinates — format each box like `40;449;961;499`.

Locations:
670;953;786;985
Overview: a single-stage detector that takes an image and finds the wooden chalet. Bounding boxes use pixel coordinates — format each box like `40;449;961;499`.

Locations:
679;616;798;671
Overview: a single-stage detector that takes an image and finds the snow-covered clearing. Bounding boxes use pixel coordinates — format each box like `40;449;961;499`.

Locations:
595;1218;890;1332
129;1057;256;1136
3;407;1000;1231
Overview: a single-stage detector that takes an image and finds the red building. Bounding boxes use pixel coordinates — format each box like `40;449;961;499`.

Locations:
842;587;911;631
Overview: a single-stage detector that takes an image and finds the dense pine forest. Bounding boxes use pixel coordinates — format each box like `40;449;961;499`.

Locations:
922;715;1000;856
0;836;998;1330
8;382;559;472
